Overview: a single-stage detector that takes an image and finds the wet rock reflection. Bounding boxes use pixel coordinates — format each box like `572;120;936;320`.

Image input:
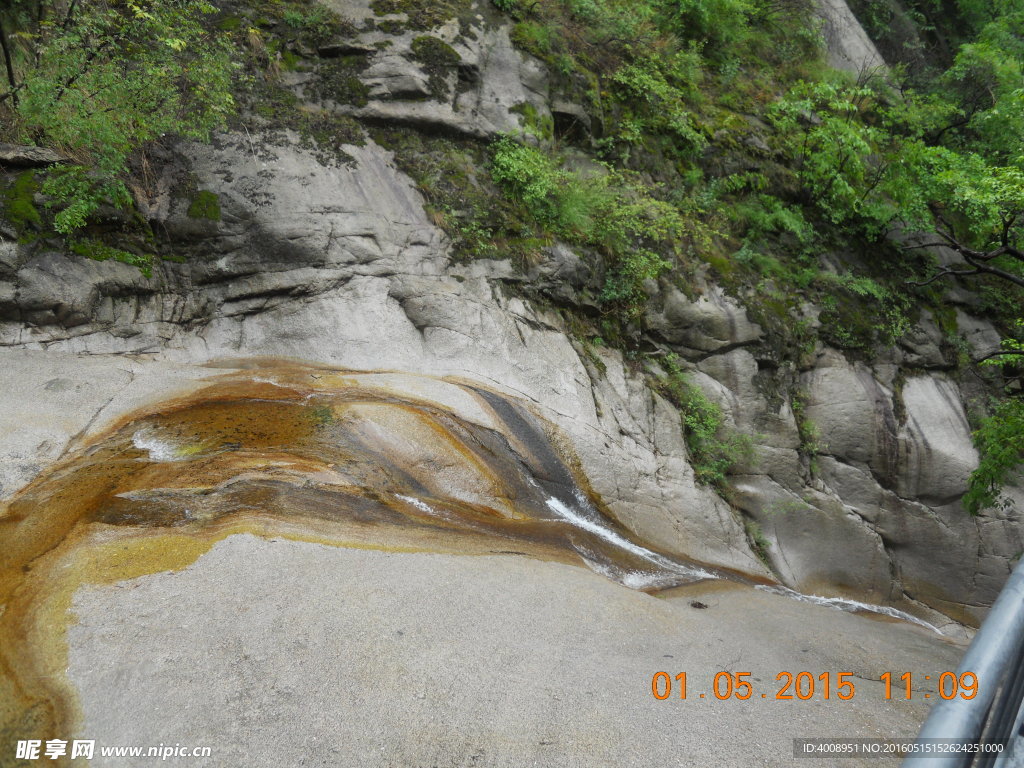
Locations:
1;365;717;605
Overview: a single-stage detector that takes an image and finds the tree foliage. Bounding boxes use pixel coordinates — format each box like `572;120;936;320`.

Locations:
771;73;1024;288
765;0;1024;284
0;0;236;233
490;137;717;313
964;397;1024;514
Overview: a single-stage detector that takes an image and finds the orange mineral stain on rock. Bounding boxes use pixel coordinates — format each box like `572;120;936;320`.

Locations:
0;363;722;762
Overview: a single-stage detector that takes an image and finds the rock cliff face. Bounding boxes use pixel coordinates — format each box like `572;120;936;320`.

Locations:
0;0;1019;632
0;133;765;581
817;0;886;72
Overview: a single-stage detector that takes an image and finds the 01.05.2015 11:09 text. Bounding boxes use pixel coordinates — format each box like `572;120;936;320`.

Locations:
650;671;978;701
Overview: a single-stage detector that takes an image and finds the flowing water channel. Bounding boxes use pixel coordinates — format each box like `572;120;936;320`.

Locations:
0;362;936;754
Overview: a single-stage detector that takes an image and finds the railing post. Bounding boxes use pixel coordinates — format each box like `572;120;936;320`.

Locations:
904;557;1024;767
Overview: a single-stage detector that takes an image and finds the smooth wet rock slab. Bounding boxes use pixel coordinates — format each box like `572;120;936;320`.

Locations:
68;535;963;767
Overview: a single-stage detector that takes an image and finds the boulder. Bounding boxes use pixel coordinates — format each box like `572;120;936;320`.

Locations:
646;285;763;356
0;143;64;168
894;375;978;503
817;0;886;73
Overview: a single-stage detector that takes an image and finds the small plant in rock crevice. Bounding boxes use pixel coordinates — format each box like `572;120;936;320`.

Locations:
651;354;756;490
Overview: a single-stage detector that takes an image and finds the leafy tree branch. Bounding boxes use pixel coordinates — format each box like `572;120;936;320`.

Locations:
1;0;237;233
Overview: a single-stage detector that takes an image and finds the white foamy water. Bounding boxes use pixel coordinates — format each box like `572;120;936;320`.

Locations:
396;494;462;524
757;585;941;633
545;496;716;583
397;495;436;515
132;429;187;463
545;492;943;633
252;376;286;388
577;553;696;591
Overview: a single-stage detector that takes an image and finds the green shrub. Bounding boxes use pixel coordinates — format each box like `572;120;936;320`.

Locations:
653;354;756;488
659;0;754;54
7;0;237;235
490;138;570;227
490;134;733;316
964;398;1024;514
491;136;699;315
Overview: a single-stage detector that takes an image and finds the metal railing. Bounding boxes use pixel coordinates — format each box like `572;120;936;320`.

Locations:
904;556;1024;767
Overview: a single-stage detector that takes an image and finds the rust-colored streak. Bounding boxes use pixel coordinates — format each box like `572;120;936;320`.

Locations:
0;364;722;765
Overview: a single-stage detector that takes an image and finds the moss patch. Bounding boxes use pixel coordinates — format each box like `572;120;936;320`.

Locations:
374;18;407;35
410;36;461;100
370;0;474;32
309;55;371;108
235;69;365;167
298;113;365;167
1;171;42;233
510;101;554;141
69;238;154;277
243;0;356;46
187;190;222;221
216;14;242;31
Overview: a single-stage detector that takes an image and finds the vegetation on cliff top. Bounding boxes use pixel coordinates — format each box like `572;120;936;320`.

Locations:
484;0;1023;504
0;0;1020;507
0;0;236;235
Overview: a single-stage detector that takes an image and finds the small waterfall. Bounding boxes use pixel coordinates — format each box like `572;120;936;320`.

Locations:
1;363;942;635
757;585;942;632
543;491;942;633
544;495;716;585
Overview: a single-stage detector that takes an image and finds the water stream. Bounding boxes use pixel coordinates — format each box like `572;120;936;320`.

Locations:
0;362;939;625
0;363;938;751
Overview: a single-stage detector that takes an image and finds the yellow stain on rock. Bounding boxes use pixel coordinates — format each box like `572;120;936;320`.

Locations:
0;363;638;760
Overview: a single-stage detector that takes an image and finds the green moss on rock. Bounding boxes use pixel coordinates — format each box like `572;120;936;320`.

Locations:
370;0;472;31
410;36;461;67
216;14;242;31
297;113;365;167
310;56;371;108
70;239;154;277
187;190;222;221
510;102;554;141
375;19;407;35
410;36;461;100
1;171;42;232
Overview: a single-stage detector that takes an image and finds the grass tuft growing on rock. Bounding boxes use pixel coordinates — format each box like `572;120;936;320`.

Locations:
652;354;756;489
